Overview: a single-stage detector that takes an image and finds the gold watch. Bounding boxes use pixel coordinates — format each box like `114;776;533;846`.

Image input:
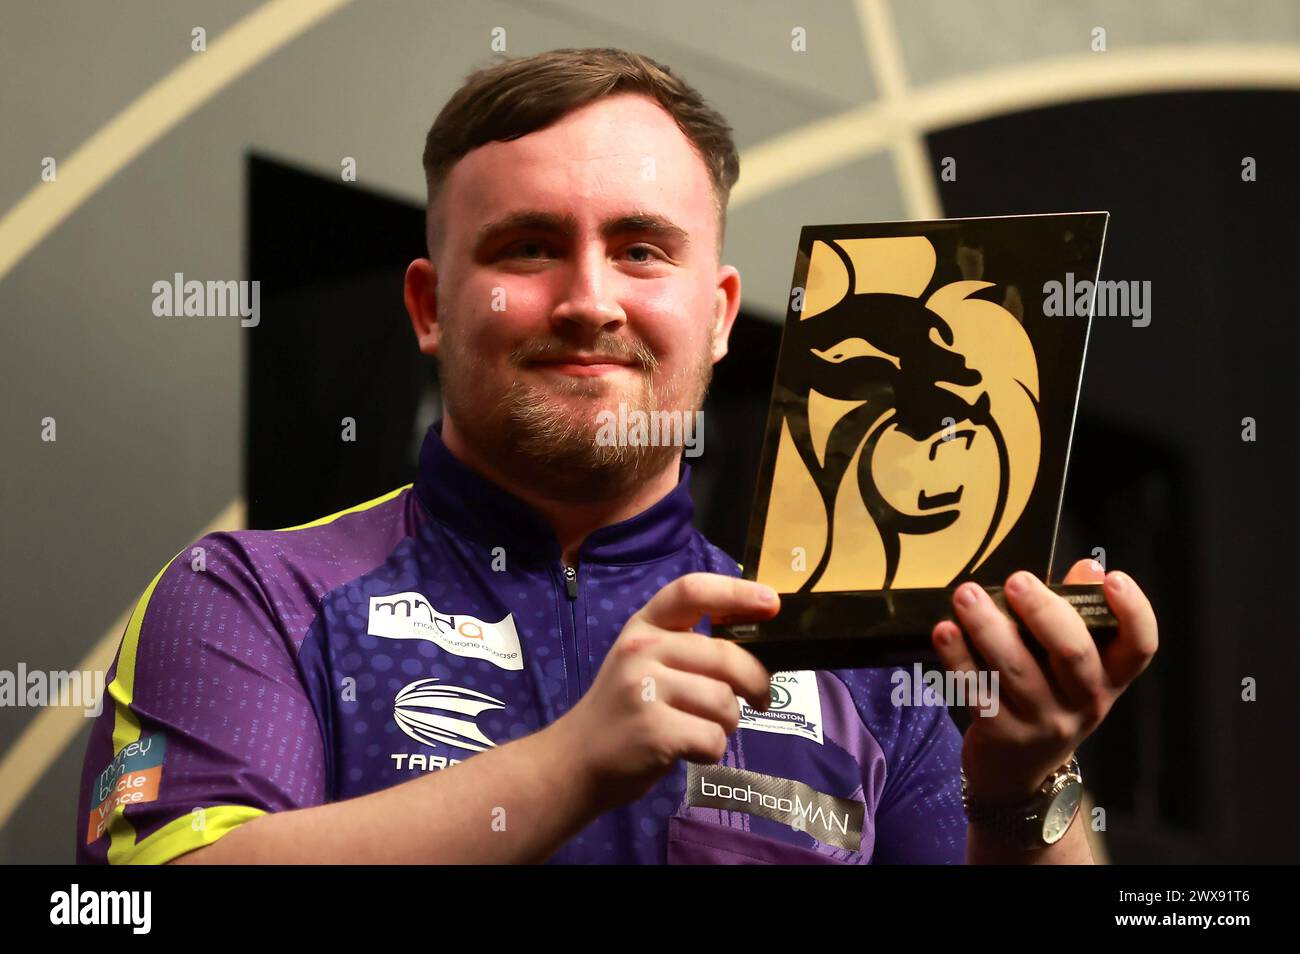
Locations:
961;757;1084;850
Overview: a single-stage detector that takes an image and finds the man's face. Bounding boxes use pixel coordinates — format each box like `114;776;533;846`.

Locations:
409;92;739;500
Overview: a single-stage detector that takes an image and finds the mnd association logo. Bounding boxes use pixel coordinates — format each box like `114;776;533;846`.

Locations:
151;272;260;327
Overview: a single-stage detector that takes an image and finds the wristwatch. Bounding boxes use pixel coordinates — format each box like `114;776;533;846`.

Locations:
961;757;1083;850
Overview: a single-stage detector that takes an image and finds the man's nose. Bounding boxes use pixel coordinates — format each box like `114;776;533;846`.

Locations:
549;247;626;333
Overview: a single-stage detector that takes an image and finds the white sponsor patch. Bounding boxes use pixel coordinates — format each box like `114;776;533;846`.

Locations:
737;670;824;745
367;592;523;671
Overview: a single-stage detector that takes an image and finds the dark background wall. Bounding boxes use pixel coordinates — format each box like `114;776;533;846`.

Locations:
931;90;1296;862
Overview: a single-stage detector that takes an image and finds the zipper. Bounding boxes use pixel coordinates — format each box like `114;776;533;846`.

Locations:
560;561;581;708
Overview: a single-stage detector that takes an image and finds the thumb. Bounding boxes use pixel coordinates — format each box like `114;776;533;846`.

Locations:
1061;557;1105;585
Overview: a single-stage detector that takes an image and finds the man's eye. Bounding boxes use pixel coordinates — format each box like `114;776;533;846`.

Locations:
623;244;661;263
505;240;553;260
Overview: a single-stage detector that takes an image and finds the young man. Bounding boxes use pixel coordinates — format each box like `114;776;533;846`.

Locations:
76;48;1157;865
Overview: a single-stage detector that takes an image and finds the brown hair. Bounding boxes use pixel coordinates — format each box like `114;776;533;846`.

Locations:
422;48;740;258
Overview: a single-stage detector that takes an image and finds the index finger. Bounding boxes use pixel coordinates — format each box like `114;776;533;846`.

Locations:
637;572;779;632
655;631;773;712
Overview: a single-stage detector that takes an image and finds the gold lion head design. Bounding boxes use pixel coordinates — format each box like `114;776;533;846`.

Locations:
756;235;1041;592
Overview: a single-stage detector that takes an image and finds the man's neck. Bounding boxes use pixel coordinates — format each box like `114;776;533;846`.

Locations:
440;416;682;566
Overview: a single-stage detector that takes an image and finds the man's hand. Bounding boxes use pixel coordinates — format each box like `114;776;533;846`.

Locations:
551;572;776;814
177;572;776;865
930;559;1159;809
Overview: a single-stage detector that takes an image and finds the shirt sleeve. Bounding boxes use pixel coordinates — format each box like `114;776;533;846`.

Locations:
75;532;328;864
838;667;968;864
872;693;967;863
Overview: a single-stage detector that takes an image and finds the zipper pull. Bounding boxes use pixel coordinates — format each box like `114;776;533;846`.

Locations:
562;563;578;600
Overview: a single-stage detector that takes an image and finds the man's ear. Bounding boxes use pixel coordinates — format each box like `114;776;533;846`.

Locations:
709;264;742;363
404;258;440;357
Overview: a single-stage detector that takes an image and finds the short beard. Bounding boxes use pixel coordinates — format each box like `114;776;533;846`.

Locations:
440;327;713;503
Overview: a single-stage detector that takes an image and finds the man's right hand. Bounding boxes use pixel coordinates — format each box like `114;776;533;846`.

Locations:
549;573;779;813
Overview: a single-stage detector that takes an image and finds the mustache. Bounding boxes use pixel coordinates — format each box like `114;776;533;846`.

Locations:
510;334;659;372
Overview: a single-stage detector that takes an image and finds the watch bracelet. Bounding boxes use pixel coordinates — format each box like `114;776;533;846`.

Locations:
960;757;1082;836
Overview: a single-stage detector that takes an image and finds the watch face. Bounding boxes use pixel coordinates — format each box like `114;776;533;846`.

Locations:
1041;781;1083;844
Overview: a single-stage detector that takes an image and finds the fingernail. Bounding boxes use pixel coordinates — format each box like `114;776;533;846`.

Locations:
955;584;979;608
1107;572;1126;593
757;586;779;607
1005;572;1030;596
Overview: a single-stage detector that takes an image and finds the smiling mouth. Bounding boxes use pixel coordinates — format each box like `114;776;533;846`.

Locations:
533;354;632;365
526;355;636;377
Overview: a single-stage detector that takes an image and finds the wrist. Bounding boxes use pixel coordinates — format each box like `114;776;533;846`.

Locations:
962;749;1077;807
962;756;1083;850
534;713;608;817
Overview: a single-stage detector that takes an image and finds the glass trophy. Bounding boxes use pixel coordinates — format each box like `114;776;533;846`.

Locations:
715;213;1119;670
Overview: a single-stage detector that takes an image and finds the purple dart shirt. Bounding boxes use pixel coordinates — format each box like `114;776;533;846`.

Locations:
76;422;966;864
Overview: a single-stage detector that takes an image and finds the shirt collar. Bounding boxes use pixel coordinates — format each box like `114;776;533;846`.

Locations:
413;420;698;565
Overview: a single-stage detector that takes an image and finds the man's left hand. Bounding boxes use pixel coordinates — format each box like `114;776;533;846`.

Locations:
930;559;1159;806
